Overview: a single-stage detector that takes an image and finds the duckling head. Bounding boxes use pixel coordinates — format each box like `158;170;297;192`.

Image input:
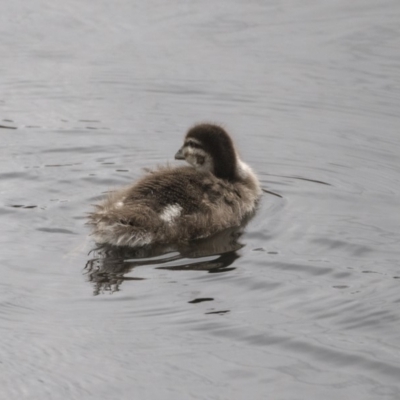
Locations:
175;124;239;181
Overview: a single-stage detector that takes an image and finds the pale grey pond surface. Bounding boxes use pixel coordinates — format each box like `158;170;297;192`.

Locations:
1;0;400;399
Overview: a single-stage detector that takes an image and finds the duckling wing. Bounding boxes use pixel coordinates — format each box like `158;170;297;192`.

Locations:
124;167;210;214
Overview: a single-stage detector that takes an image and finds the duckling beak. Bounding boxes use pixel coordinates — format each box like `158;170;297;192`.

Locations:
174;147;185;160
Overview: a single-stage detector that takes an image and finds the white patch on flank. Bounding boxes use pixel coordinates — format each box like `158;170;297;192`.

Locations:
115;201;124;208
159;204;182;224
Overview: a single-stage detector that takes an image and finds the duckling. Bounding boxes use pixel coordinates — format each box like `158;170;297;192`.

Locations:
87;124;262;247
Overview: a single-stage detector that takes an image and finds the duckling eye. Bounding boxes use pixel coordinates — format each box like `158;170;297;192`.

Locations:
186;140;202;149
196;155;205;165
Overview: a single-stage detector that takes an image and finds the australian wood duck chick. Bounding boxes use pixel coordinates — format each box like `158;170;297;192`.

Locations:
87;124;261;247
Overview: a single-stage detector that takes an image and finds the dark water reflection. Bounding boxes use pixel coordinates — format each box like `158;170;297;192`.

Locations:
85;227;244;295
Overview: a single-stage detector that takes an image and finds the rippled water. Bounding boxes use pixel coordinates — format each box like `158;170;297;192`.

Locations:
1;0;400;399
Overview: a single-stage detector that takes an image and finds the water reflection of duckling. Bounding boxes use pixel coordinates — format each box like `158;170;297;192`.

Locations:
85;226;244;295
87;123;261;247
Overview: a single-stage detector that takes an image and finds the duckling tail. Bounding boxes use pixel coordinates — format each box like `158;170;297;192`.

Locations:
87;205;161;247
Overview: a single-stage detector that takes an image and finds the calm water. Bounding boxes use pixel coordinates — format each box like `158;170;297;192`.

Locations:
1;0;400;399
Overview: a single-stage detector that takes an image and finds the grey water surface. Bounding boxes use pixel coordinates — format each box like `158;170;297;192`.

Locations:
1;0;400;399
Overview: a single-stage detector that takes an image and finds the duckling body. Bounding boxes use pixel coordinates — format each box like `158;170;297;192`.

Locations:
88;124;261;247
